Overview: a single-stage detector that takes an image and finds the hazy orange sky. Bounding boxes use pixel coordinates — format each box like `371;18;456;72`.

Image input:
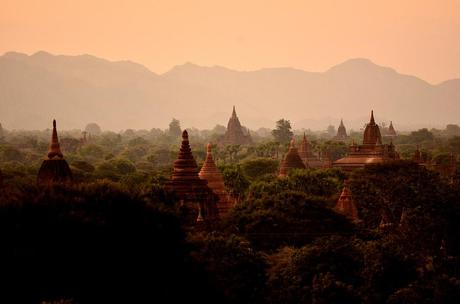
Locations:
1;0;459;84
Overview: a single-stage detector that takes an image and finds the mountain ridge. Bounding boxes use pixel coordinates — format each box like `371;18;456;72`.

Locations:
0;51;459;131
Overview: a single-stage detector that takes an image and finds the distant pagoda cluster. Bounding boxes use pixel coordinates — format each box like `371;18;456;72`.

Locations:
333;111;399;171
166;130;234;227
220;106;252;145
1;107;458;232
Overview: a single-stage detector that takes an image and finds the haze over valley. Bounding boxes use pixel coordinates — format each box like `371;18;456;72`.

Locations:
1;51;459;131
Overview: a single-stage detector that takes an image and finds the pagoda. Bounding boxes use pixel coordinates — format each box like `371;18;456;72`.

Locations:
333;111;398;171
221;106;252;145
334;180;359;220
165;130;219;224
278;139;306;177
334;119;348;141
37;120;73;185
387;121;397;137
298;133;332;169
199;143;233;216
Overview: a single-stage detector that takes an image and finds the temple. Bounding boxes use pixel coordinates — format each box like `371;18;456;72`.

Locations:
334;119;348;141
278;139;306;177
165;130;219;225
387;121;397;137
298;133;332;169
333;111;398;171
334;180;359;220
221;106;252;145
37;120;73;185
199;143;233;216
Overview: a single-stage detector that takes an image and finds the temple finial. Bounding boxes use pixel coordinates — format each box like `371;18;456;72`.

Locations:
47;119;63;159
370;110;375;124
207;142;212;153
232;105;236;117
182;129;188;140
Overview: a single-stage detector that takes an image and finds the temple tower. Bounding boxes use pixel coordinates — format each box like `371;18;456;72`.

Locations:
388;121;397;137
279;139;306;177
363;110;382;145
37;120;73;185
334;119;348;141
166;130;219;224
199;143;233;216
334;180;359;220
221;106;252;145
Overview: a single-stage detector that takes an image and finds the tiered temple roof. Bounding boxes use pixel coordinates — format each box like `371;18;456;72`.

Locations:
37;120;73;185
221;106;252;145
166;130;218;224
334;180;359;220
279;139;306;177
334;119;348;141
199;143;233;216
333;111;398;171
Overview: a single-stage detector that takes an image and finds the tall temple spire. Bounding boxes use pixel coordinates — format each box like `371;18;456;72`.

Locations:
370;110;375;125
166;130;219;225
335;118;348;140
199;143;233;216
47;119;63;159
37;119;72;185
363;110;382;145
221;106;252;145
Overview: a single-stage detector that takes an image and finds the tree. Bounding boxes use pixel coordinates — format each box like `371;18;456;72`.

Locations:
168;118;182;138
84;123;102;135
272;119;293;144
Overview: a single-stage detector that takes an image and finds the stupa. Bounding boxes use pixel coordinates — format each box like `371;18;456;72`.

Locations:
334;119;348;141
199;143;233;216
37;120;73;185
333;111;398;171
278;139;306;177
334;180;359;220
165;130;219;224
387;121;397;137
221;106;252;145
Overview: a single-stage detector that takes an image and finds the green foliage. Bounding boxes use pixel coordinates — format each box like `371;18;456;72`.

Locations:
272;119;293;144
189;233;267;303
84;122;102;135
168;118;182;138
224;191;353;249
221;165;250;198
241;158;279;181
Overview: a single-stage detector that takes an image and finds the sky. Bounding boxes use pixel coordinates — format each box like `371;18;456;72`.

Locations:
1;0;459;84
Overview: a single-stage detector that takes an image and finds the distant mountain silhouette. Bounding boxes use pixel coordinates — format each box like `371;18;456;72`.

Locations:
0;51;459;130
